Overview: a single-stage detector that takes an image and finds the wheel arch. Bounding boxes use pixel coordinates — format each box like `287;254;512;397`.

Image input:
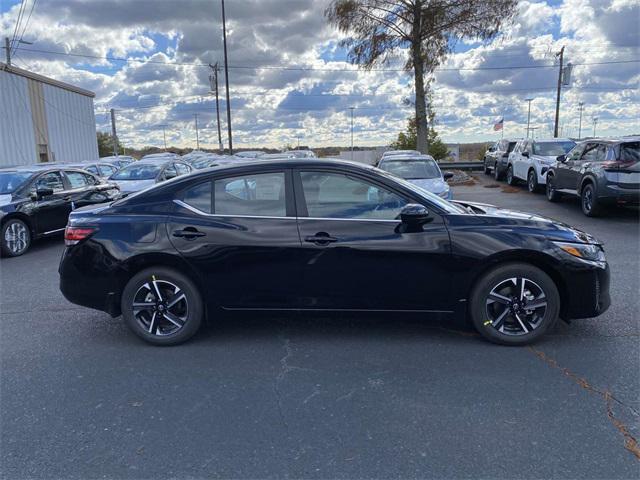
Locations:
1;212;36;236
578;174;597;195
466;250;569;319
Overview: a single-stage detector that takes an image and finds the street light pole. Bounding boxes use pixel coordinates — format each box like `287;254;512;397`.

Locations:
194;114;200;150
525;98;533;138
209;63;223;153
553;46;565;138
221;0;233;154
592;117;598;137
578;102;584;139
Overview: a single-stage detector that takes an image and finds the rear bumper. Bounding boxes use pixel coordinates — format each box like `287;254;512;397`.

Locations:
599;184;640;205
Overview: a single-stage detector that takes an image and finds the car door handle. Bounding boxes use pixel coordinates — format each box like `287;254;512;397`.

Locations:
173;228;206;239
304;233;338;245
63;196;72;201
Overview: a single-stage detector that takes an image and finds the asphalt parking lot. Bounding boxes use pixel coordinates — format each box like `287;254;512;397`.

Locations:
1;173;638;479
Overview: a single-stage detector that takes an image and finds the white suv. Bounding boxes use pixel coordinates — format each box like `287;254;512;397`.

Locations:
506;138;576;192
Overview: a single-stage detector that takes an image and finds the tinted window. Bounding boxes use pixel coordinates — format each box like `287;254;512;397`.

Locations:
300;172;407;220
567;144;584;161
112;164;161;180
163;165;178;180
380;159;441;179
85;165;99;175
183;182;212;213
619;142;640;162
175;163;191;175
533;141;576;156
507;142;517;153
65;171;90;188
581;143;601;162
98;165;117;176
0;171;33;194
34;172;64;192
214;172;286;216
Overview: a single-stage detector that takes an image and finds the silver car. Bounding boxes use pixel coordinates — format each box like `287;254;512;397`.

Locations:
377;154;453;199
109;159;192;197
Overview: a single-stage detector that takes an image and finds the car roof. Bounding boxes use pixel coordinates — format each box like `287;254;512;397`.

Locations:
579;136;640;144
380;154;435;161
529;138;574;142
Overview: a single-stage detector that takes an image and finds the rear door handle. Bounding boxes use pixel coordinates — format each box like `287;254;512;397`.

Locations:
304;233;338;245
173;228;206;239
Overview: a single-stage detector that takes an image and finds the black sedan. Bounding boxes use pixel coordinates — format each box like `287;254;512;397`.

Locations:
0;165;120;257
59;159;610;346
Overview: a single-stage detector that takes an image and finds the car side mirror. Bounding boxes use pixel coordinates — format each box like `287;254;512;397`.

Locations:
557;154;566;162
443;172;454;180
502;153;509;158
522;151;530;158
34;187;54;200
400;204;430;225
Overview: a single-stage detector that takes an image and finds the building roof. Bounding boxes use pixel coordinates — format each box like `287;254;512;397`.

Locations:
0;62;95;98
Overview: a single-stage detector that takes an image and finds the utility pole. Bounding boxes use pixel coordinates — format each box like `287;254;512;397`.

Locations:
525;98;533;138
194;114;200;150
221;0;233;154
110;108;118;156
4;37;10;65
349;107;355;160
158;124;168;150
554;46;565;138
578;102;584;139
297;134;301;149
592;117;598;137
209;63;223;153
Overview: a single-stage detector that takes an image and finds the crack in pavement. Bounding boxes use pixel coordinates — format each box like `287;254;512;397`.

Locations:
273;334;293;432
528;346;640;461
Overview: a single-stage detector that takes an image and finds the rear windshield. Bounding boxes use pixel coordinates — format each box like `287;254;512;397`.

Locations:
380;159;441;179
111;164;161;180
0;171;33;194
619;142;639;162
533;141;575;156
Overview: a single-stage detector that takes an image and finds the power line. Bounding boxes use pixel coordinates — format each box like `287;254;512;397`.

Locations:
13;0;38;55
13;46;640;72
9;0;27;53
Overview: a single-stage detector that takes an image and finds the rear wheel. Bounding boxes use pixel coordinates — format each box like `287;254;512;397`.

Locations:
121;267;203;345
1;218;31;257
484;160;491;174
546;175;561;202
494;163;502;181
527;169;539;193
506;165;517;185
581;183;603;217
469;263;560;346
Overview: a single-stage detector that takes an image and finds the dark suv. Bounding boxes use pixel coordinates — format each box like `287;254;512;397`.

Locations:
484;139;519;180
546;137;640;216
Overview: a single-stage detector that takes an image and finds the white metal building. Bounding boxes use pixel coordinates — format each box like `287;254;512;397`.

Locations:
0;63;99;167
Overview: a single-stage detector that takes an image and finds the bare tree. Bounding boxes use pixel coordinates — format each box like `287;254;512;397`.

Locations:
326;0;517;153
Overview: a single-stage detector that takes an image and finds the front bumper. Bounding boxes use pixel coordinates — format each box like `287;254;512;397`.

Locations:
559;260;610;320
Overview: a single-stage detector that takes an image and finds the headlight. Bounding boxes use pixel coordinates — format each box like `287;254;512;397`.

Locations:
553;241;605;263
438;187;450;198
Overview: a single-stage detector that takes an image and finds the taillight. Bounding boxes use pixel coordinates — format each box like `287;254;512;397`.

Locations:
64;226;97;246
602;160;636;170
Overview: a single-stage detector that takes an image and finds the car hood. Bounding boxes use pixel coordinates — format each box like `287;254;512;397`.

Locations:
0;194;12;207
451;200;603;245
407;177;448;194
532;155;557;164
112;179;156;193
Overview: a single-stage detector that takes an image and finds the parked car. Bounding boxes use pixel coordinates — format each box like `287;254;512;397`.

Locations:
140;153;180;162
108;159;192;197
100;155;135;169
0;165;120;256
60;158;609;347
506;138;576;192
257;152;296;159
64;162;121;179
546;137;640;216
234;151;263;159
377;154;453;199
483;139;518;180
286;150;317;159
380;150;421;162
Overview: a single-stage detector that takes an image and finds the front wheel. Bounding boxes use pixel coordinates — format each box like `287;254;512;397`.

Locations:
527;169;540;193
1;218;31;257
121;267;203;345
484;160;491;174
546;176;561;202
506;165;517;185
469;263;560;346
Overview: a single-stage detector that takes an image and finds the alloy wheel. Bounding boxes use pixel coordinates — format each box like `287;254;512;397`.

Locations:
4;221;29;255
484;277;547;336
507;167;513;184
528;171;536;192
582;186;593;213
132;277;189;336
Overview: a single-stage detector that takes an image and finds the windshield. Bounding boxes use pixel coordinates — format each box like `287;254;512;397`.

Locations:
0;171;33;194
533;141;576;156
111;164;161;180
380;159;441;179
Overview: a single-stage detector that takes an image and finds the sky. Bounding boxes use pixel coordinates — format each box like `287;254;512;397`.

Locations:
1;0;638;149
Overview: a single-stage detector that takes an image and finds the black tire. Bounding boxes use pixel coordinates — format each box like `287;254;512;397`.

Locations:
484;160;491;175
121;267;203;346
581;183;603;217
527;169;539;193
1;218;31;257
546;175;561;202
506;165;517;185
469;263;560;346
494;163;503;181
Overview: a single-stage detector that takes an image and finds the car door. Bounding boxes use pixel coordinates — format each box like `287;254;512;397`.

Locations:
293;169;452;312
514;141;530;180
555;143;585;191
30;170;71;234
63;170;102;209
168;169;303;309
567;143;599;191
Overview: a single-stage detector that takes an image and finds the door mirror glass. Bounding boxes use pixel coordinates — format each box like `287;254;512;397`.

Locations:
556;154;566;162
522;151;530;158
400;204;430;224
443;172;454;180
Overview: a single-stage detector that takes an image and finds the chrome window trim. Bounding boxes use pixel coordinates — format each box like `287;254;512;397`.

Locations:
174;199;401;223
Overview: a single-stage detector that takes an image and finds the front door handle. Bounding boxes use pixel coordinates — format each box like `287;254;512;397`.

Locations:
173;227;206;239
304;232;338;245
63;196;72;201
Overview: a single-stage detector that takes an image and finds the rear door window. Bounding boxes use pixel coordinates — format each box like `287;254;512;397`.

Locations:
98;165;117;177
33;171;64;192
214;172;286;217
65;171;91;189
